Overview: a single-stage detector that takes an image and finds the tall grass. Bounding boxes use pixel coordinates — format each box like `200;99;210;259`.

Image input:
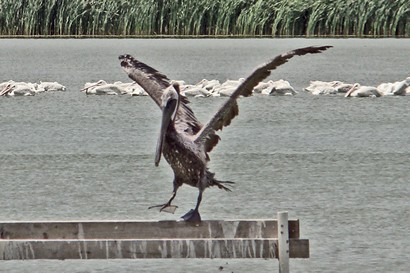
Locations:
0;0;408;37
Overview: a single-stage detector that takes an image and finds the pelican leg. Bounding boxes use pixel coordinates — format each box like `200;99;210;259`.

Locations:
181;190;202;223
148;182;179;214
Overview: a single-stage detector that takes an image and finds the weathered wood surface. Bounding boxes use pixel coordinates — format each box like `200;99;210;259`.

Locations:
0;219;309;260
0;219;300;239
0;239;309;260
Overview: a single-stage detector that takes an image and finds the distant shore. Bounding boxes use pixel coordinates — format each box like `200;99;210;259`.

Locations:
1;0;408;38
0;35;408;39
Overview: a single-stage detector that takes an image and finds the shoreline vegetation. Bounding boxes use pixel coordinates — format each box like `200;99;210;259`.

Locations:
0;0;408;38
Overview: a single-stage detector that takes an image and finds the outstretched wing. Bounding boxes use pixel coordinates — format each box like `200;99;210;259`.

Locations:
119;54;215;138
119;54;169;107
194;45;332;152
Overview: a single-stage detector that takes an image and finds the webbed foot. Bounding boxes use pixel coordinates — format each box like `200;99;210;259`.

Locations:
148;203;178;214
181;209;201;223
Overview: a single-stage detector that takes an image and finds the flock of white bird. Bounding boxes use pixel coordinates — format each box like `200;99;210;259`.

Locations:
305;77;410;97
1;77;409;98
81;80;147;96
0;80;66;96
78;78;298;96
178;78;298;97
79;76;410;98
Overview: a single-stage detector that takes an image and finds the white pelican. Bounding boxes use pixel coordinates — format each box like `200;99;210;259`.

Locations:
38;81;66;91
82;80;126;95
214;86;237;97
260;79;297;96
211;78;245;97
180;85;211;97
0;83;35;96
82;80;108;91
345;83;382;97
377;77;410;96
305;81;354;95
304;80;342;95
90;85;127;95
196;79;220;91
253;80;274;93
220;78;245;88
0;81;38;92
0;80;15;90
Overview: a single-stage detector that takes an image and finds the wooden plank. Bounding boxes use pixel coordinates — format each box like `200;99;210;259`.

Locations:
0;238;309;260
290;238;309;258
0;219;300;240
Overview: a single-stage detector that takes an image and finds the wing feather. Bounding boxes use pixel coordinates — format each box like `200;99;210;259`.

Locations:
194;45;332;151
119;54;168;107
119;54;215;139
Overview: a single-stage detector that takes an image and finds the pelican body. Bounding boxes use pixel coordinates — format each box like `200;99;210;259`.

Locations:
345;83;382;97
0;83;35;96
156;84;229;221
119;45;331;222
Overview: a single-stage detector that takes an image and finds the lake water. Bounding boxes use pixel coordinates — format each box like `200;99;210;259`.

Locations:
0;38;409;272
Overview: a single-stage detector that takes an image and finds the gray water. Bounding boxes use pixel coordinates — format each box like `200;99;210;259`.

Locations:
0;39;409;272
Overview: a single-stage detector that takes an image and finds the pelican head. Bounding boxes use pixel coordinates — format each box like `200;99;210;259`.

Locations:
155;83;180;166
345;83;360;97
0;83;14;96
81;80;107;92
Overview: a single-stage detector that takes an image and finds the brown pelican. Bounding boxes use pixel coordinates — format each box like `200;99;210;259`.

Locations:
119;45;332;222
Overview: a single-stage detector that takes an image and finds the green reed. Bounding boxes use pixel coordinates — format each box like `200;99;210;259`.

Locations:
0;0;408;37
